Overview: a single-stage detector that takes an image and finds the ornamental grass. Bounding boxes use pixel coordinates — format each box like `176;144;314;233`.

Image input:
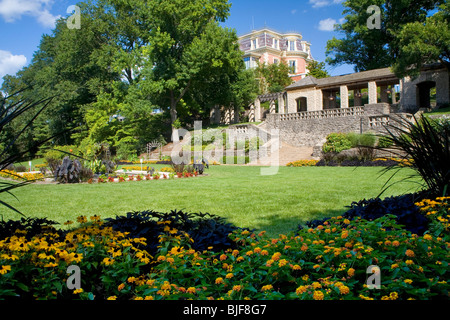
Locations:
0;197;448;300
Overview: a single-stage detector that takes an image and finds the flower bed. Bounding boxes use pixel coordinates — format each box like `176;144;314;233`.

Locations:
0;170;44;181
0;197;448;300
286;160;319;167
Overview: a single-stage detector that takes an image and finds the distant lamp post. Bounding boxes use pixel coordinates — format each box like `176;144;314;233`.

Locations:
140;158;143;171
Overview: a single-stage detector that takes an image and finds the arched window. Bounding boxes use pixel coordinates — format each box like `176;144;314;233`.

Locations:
296;97;307;112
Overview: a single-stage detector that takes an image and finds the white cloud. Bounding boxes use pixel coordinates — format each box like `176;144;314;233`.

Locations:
318;18;337;31
291;9;297;15
0;0;60;28
0;50;27;79
309;0;344;8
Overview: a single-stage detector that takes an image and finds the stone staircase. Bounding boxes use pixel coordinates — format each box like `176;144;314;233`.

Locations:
247;142;316;166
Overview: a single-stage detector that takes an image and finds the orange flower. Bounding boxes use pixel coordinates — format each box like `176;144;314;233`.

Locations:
405;249;415;257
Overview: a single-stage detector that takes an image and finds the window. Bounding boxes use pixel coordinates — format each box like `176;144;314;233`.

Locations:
244;57;251;69
274;39;278;49
288;60;297;74
273;58;279;64
289;41;295;51
252;39;257;49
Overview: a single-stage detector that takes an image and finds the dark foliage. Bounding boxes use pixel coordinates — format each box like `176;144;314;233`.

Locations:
0;217;62;240
54;157;82;183
104;210;249;256
381;114;450;197
316;159;399;167
298;192;429;235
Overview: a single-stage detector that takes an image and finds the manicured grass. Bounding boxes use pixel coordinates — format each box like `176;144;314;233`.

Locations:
0;166;422;237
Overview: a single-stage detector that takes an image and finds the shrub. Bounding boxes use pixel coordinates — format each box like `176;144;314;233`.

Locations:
322;133;353;154
54;157;83;184
383;114;450;197
377;135;394;148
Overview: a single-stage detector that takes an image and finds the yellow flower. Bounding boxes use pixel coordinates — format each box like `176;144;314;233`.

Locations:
347;268;355;277
313;290;324;300
278;259;288;267
405;260;414;265
232;285;242;292
312;282;322;289
271;252;281;261
187;287;197;294
261;285;273;292
102;257;114;266
404;279;413;284
118;283;125;291
389;292;398;300
296;286;307;295
107;296;117;300
73;288;83;294
0;265;11;275
215;277;224;285
339;285;350;295
292;264;301;270
225;273;234;279
423;234;433;241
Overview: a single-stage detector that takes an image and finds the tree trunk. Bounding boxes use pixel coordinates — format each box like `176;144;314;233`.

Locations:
170;92;179;143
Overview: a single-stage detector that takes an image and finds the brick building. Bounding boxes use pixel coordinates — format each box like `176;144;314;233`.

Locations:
238;28;314;82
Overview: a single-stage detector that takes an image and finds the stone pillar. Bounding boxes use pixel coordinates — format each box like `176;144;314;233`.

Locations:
278;94;285;114
269;100;276;114
380;86;389;103
391;87;397;104
210;105;221;125
340;85;349;108
249;104;255;122
255;98;261;122
234;104;240;124
317;89;323;111
354;89;363;107
368;81;378;104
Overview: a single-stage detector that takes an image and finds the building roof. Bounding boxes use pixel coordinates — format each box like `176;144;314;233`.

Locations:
286;67;399;91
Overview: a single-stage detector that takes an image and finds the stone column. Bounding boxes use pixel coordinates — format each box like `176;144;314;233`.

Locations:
255;98;261;122
269;100;276;114
340;85;349;108
354;89;363;107
317;89;324;111
278;94;285;114
368;81;378;104
249;104;255;122
390;86;396;104
210;105;221;125
234;104;240;123
380;85;389;103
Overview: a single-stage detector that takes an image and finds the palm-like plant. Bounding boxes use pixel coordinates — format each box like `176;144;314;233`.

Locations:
0;89;56;216
380;114;450;197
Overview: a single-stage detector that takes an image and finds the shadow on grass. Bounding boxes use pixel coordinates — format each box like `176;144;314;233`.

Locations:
253;208;349;237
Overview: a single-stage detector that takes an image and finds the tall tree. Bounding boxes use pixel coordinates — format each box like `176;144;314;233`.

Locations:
306;60;330;79
139;0;234;136
326;0;442;72
255;61;293;94
393;2;450;78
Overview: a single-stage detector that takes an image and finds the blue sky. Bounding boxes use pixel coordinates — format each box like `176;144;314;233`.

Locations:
0;0;354;87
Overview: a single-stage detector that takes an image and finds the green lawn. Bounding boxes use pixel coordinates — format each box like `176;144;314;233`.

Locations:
0;166;423;237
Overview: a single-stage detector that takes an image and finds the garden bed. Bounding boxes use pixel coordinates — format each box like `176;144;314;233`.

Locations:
0;196;448;300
